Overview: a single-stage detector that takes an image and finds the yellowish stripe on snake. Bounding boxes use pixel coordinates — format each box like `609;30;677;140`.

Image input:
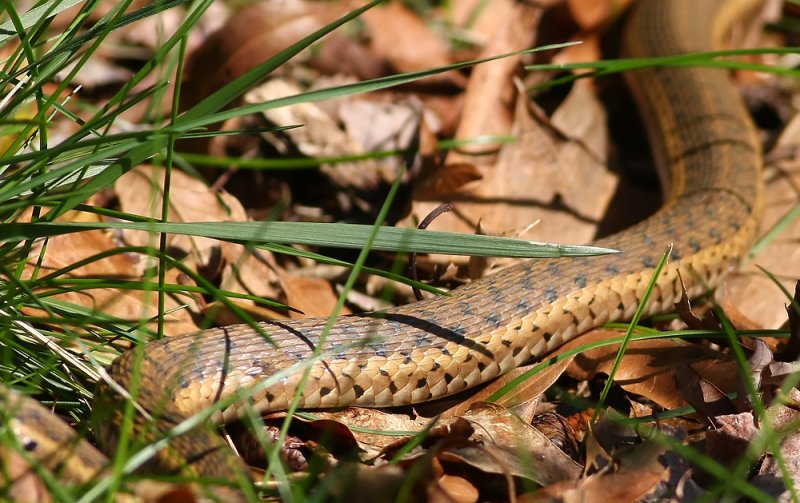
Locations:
3;0;766;499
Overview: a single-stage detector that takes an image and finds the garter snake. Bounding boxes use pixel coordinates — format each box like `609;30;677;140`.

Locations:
3;0;765;499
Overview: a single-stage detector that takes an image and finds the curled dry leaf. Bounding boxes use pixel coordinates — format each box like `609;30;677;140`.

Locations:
450;403;583;486
246;79;397;192
563;329;740;410
284;408;433;460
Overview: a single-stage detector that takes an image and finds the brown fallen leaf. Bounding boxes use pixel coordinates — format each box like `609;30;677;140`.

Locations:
362;2;460;85
245;79;396;193
564;329;740;410
115;165;282;303
409;78;615;264
449;403;583;486
180;0;345;111
436;474;479;503
22;225;197;337
280;274;352;319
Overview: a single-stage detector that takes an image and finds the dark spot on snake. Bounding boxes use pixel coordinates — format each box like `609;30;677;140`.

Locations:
444;373;454;384
477;361;487;372
403;355;413;364
485;312;501;328
465;353;474;362
542;331;553;342
266;392;275;402
501;339;512;347
177;376;190;389
644;235;655;246
516;298;531;314
453;326;467;338
574;274;587;288
642;256;655;268
389;382;398;394
617;302;624;310
731;220;740;231
320;387;332;397
441;347;451;356
432;362;441;371
521;275;533;290
23;439;37;452
416;378;427;389
354;385;365;398
512;346;523;357
709;228;721;243
414;334;433;346
544;287;558;303
458;302;473;316
380;369;389;377
548;263;561;276
671;248;681;260
606;264;620;275
335;352;347;360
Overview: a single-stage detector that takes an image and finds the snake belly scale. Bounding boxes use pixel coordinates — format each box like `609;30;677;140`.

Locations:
7;0;766;498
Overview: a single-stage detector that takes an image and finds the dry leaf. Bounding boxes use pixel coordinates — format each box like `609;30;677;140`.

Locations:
410;79;614;262
246;79;394;191
362;2;459;84
280;274;351;318
23;226;197;336
451;403;583;485
564;329;739;410
115;165;281;302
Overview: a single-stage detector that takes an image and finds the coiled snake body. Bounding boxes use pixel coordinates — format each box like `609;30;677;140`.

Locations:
7;0;766;499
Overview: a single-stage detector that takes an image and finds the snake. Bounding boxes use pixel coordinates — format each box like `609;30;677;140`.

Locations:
2;0;765;500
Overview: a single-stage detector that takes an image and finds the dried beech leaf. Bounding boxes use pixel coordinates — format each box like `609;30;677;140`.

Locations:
435;474;479;503
362;2;457;80
115;165;281;301
291;408;433;460
449;403;582;485
673;364;737;421
247;79;393;191
23;228;197;336
409;80;615;264
280;274;351;319
181;0;343;110
564;329;738;410
705;412;758;465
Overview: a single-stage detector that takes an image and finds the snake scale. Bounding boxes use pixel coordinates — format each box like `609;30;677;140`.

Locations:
4;0;765;500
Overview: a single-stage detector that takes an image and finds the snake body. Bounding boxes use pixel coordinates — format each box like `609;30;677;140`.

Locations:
6;0;766;498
